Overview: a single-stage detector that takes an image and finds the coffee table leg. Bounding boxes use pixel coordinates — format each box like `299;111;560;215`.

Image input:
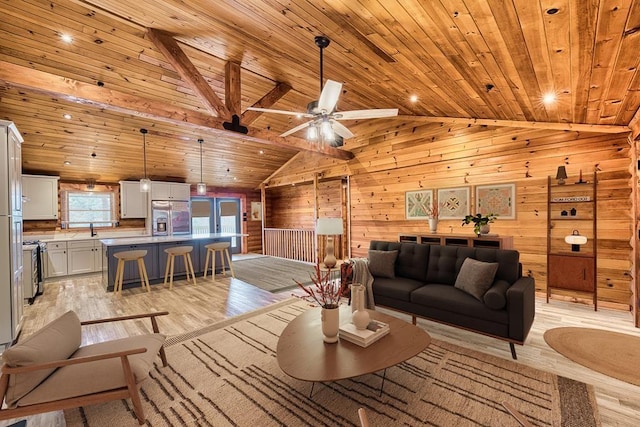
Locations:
379;369;387;397
309;382;315;398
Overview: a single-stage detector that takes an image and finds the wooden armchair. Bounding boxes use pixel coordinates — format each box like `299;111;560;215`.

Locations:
0;311;169;425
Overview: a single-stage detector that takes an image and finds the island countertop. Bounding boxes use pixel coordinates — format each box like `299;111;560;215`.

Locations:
99;233;246;247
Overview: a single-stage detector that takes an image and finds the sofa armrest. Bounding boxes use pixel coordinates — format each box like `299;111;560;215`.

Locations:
506;276;535;342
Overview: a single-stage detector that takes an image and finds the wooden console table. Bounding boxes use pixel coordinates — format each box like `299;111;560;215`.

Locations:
398;233;513;249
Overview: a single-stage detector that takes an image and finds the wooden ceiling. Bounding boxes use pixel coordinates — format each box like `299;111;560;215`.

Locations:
0;0;638;189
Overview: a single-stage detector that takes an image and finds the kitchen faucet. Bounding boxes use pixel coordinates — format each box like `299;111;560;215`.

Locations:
90;223;97;237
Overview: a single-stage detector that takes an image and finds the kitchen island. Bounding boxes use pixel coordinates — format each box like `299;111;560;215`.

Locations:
101;233;244;292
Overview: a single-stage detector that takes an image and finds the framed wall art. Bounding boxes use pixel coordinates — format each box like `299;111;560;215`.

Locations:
437;187;470;219
250;201;262;221
405;190;433;220
475;183;516;219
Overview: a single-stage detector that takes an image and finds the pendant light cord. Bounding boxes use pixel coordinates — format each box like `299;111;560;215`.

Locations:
198;138;204;182
140;128;148;179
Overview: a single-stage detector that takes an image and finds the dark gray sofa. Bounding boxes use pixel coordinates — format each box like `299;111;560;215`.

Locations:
368;240;535;359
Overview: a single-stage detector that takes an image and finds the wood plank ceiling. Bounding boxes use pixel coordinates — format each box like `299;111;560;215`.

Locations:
0;0;638;189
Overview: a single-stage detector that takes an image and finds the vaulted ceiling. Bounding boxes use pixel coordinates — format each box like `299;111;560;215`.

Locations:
0;0;638;189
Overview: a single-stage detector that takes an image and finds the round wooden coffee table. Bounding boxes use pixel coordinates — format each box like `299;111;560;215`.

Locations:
277;306;431;385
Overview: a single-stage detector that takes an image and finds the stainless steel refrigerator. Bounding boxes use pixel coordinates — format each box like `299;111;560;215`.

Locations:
1;120;24;347
151;200;191;235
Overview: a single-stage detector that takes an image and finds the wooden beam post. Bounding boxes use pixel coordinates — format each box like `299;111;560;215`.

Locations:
146;28;230;119
241;82;293;125
225;61;242;118
629;106;640;141
0;61;353;160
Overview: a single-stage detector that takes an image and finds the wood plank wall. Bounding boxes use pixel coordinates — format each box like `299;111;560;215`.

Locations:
265;178;345;261
265;122;634;311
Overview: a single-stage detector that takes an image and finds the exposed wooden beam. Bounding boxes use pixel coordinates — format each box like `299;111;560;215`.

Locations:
0;61;353;160
630;106;640;141
395;115;631;134
242;82;293;125
225;61;242;118
145;28;230;119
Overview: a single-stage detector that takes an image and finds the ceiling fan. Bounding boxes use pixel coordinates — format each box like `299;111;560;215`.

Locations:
247;36;398;146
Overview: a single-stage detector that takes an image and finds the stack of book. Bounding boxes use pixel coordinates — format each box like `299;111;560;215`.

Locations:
339;319;390;347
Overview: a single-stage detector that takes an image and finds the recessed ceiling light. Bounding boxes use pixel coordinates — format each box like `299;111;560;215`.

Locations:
60;34;73;43
259;150;264;155
542;93;557;105
63;161;71;165
63;113;72;120
409;94;418;103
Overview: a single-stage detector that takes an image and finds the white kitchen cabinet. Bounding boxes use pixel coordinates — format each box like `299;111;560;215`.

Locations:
22;175;59;220
68;240;95;275
151;181;191;201
119;181;148;218
68;240;104;275
46;241;68;277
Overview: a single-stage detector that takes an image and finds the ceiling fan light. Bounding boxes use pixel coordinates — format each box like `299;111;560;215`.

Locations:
307;123;318;141
321;119;334;140
196;182;207;195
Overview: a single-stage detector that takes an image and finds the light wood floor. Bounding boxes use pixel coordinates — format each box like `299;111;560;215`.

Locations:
3;267;640;426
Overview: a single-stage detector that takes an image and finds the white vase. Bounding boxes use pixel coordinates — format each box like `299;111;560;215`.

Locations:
351;283;370;330
321;306;339;343
428;218;438;232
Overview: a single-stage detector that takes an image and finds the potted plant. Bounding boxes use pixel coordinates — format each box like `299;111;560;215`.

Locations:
462;213;498;236
294;262;350;343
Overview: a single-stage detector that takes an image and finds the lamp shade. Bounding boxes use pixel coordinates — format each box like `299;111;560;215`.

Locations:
555;166;568;180
316;218;343;235
564;234;587;245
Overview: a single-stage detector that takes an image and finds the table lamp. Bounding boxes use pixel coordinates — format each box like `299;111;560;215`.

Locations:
565;230;587;252
316;217;343;268
555;166;568;185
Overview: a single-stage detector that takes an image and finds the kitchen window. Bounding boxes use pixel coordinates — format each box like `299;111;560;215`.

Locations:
62;191;116;228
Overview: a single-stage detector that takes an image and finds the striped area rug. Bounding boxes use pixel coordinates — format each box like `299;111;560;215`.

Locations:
65;300;600;426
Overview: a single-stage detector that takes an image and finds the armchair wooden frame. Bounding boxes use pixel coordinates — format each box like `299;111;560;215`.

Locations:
0;311;169;425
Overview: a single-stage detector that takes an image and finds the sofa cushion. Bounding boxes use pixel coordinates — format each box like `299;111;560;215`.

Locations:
395;243;430;281
2;311;82;407
454;258;499;301
410;284;509;325
16;333;165;407
425;246;475;286
372;276;424;302
484;279;511;310
474;248;520;284
368;250;398;278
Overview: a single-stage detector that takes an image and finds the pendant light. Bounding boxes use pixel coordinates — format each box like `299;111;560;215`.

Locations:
139;128;151;192
196;138;206;195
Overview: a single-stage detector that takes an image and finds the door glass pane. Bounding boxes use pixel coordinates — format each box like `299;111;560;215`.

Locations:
218;200;239;248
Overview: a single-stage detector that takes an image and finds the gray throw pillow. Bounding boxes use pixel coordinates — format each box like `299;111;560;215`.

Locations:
368;250;398;279
454;258;499;301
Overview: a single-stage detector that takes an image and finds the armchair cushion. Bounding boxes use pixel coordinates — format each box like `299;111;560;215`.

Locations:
16;333;165;407
2;311;81;406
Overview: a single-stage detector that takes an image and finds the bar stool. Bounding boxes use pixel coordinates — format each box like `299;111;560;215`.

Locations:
113;250;150;295
163;245;196;289
203;242;235;281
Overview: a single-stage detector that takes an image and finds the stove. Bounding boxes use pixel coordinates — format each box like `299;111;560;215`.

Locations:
22;240;47;296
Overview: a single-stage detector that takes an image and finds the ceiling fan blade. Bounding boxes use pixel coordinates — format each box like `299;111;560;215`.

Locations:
317;80;342;112
331;121;354;139
334;108;399;120
246;107;312;118
280;121;313;138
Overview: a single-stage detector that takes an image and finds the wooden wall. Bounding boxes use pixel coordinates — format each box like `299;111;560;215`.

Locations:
265;178;346;261
265;122;634;310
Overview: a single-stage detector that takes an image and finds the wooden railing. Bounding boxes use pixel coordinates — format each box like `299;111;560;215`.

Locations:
264;228;315;263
